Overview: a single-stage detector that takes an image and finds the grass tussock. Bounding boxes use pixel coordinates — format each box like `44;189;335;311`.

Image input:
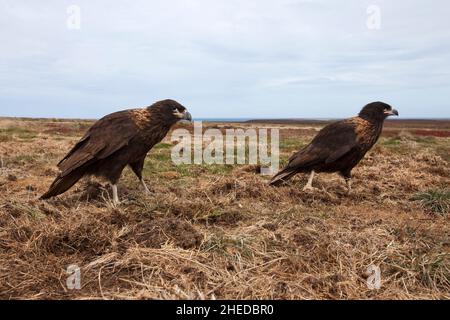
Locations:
412;189;450;216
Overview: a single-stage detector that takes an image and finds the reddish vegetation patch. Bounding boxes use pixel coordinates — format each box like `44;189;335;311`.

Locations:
43;124;80;135
380;130;400;138
414;130;450;137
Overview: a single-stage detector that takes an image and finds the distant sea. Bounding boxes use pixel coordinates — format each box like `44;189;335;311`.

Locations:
193;117;450;123
194;118;339;122
195;118;252;122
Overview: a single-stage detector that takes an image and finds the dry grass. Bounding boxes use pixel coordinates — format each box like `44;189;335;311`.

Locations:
0;118;449;300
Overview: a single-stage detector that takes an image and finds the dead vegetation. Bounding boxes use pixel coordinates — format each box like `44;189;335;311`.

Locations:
0;118;449;300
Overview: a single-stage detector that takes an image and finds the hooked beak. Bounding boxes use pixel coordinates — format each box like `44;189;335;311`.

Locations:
182;110;192;122
384;109;399;117
174;109;192;122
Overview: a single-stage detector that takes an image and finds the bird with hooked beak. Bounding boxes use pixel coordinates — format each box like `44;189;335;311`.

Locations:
270;102;399;194
41;99;192;205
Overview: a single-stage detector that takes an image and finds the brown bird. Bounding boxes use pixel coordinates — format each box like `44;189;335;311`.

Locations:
41;99;192;204
270;102;398;193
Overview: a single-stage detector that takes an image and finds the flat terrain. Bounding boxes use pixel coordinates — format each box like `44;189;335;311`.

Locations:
0;117;449;299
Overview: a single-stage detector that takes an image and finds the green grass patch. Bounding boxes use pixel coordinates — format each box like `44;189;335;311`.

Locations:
151;152;172;162
381;137;402;146
143;144;236;177
414;136;438;145
0;127;37;140
8;201;46;219
153;142;173;149
411;189;450;216
280;138;305;151
380;138;411;155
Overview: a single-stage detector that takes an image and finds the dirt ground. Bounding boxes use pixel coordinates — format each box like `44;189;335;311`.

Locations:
0;117;449;300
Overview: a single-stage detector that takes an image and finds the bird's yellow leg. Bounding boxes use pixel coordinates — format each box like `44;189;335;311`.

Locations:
112;184;120;205
303;170;317;191
345;178;352;195
141;178;151;194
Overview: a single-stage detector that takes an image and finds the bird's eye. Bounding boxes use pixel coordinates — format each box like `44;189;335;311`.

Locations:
172;107;178;112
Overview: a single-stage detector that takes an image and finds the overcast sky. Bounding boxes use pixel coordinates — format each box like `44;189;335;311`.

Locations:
1;0;450;119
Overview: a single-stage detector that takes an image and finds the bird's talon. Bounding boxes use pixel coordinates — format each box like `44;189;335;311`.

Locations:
111;199;121;207
303;186;319;192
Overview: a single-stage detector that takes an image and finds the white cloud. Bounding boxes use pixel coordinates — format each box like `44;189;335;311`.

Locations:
0;0;449;118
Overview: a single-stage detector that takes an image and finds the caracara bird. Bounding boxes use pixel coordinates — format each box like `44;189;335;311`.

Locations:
270;102;398;193
41;99;192;204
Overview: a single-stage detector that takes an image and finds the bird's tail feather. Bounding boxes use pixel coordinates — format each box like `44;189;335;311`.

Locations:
40;170;84;200
269;168;298;186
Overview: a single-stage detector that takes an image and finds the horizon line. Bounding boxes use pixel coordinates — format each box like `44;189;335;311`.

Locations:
1;115;450;122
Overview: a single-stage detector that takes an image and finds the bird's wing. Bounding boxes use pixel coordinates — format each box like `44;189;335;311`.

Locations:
287;120;358;169
57;110;140;177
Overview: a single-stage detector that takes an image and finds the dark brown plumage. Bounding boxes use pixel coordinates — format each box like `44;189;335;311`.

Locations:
270;102;398;192
41;99;192;203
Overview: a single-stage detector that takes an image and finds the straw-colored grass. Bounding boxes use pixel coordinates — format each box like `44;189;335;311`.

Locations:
0;118;449;300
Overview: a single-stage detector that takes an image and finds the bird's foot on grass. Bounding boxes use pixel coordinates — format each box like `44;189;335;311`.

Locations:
111;184;121;207
112;196;121;207
302;185;320;192
141;179;153;195
345;179;352;196
112;201;121;208
143;187;153;196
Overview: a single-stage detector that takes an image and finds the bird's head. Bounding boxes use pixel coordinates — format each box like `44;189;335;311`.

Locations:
150;99;192;124
359;102;399;122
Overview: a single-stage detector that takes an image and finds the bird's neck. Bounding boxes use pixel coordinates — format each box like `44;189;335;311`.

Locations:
359;113;386;125
353;116;384;147
130;108;175;143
